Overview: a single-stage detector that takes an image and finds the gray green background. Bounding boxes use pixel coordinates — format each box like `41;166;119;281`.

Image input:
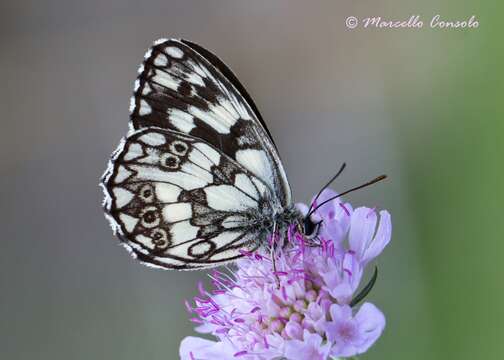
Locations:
1;1;502;359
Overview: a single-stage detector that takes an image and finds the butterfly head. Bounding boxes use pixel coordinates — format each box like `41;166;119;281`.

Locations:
285;208;321;240
300;215;321;240
300;167;388;241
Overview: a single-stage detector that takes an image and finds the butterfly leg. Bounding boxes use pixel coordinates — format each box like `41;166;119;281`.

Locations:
270;221;281;288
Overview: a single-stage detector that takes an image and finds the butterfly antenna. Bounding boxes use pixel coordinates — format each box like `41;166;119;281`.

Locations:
306;162;347;217
307;174;387;218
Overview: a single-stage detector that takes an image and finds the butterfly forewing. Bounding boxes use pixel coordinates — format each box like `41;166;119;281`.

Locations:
102;128;276;269
178;39;275;144
129;39;291;206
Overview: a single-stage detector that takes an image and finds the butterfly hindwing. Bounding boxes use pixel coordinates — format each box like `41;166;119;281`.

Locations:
129;38;291;207
102;128;273;269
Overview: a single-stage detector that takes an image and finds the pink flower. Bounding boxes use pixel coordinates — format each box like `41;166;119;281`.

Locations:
325;303;385;357
180;190;391;360
284;331;332;360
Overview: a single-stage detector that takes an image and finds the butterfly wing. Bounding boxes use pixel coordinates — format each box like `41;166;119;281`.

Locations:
101;128;275;269
178;39;274;145
129;38;291;207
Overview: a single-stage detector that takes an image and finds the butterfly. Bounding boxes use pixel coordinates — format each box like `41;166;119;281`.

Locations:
101;39;384;270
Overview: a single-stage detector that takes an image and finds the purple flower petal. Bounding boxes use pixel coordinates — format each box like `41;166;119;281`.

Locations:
325;303;385;357
354;302;386;353
285;320;304;340
179;336;236;360
284;331;332;360
349;207;378;259
311;189;340;218
349;208;391;265
361;210;392;264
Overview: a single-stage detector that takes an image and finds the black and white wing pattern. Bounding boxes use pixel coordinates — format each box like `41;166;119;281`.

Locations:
129;39;291;207
102;39;294;269
102;128;276;269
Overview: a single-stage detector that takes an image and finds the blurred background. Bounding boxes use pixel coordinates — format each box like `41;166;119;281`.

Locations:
1;1;502;359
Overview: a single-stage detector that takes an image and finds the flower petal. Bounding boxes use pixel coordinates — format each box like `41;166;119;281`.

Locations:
312;189;341;218
349;207;378;261
284;331;331;360
353;302;386;353
361;210;392;264
329;303;353;323
285;320;304;340
179;336;236;360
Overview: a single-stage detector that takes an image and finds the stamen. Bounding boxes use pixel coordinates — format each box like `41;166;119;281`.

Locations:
197;281;205;295
263;336;269;349
278;317;289;324
208;274;234;292
292;250;303;263
321;239;327;254
339;202;350;216
328;241;335;257
281;286;288;301
184;299;192;313
208;298;220;310
193;296;208;304
239;249;253;257
273;271;288;276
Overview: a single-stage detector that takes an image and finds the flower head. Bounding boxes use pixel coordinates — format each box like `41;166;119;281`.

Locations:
180;190;391;359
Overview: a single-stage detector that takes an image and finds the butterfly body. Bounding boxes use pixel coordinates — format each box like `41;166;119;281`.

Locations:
101;39;314;270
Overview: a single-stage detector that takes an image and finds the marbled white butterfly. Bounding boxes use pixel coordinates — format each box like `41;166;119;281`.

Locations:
101;39;384;270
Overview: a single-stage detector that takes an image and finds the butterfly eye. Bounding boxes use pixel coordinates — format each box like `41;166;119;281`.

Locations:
160;153;180;169
170;141;189;156
150;228;170;250
303;217;321;239
140;206;160;228
139;184;155;202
